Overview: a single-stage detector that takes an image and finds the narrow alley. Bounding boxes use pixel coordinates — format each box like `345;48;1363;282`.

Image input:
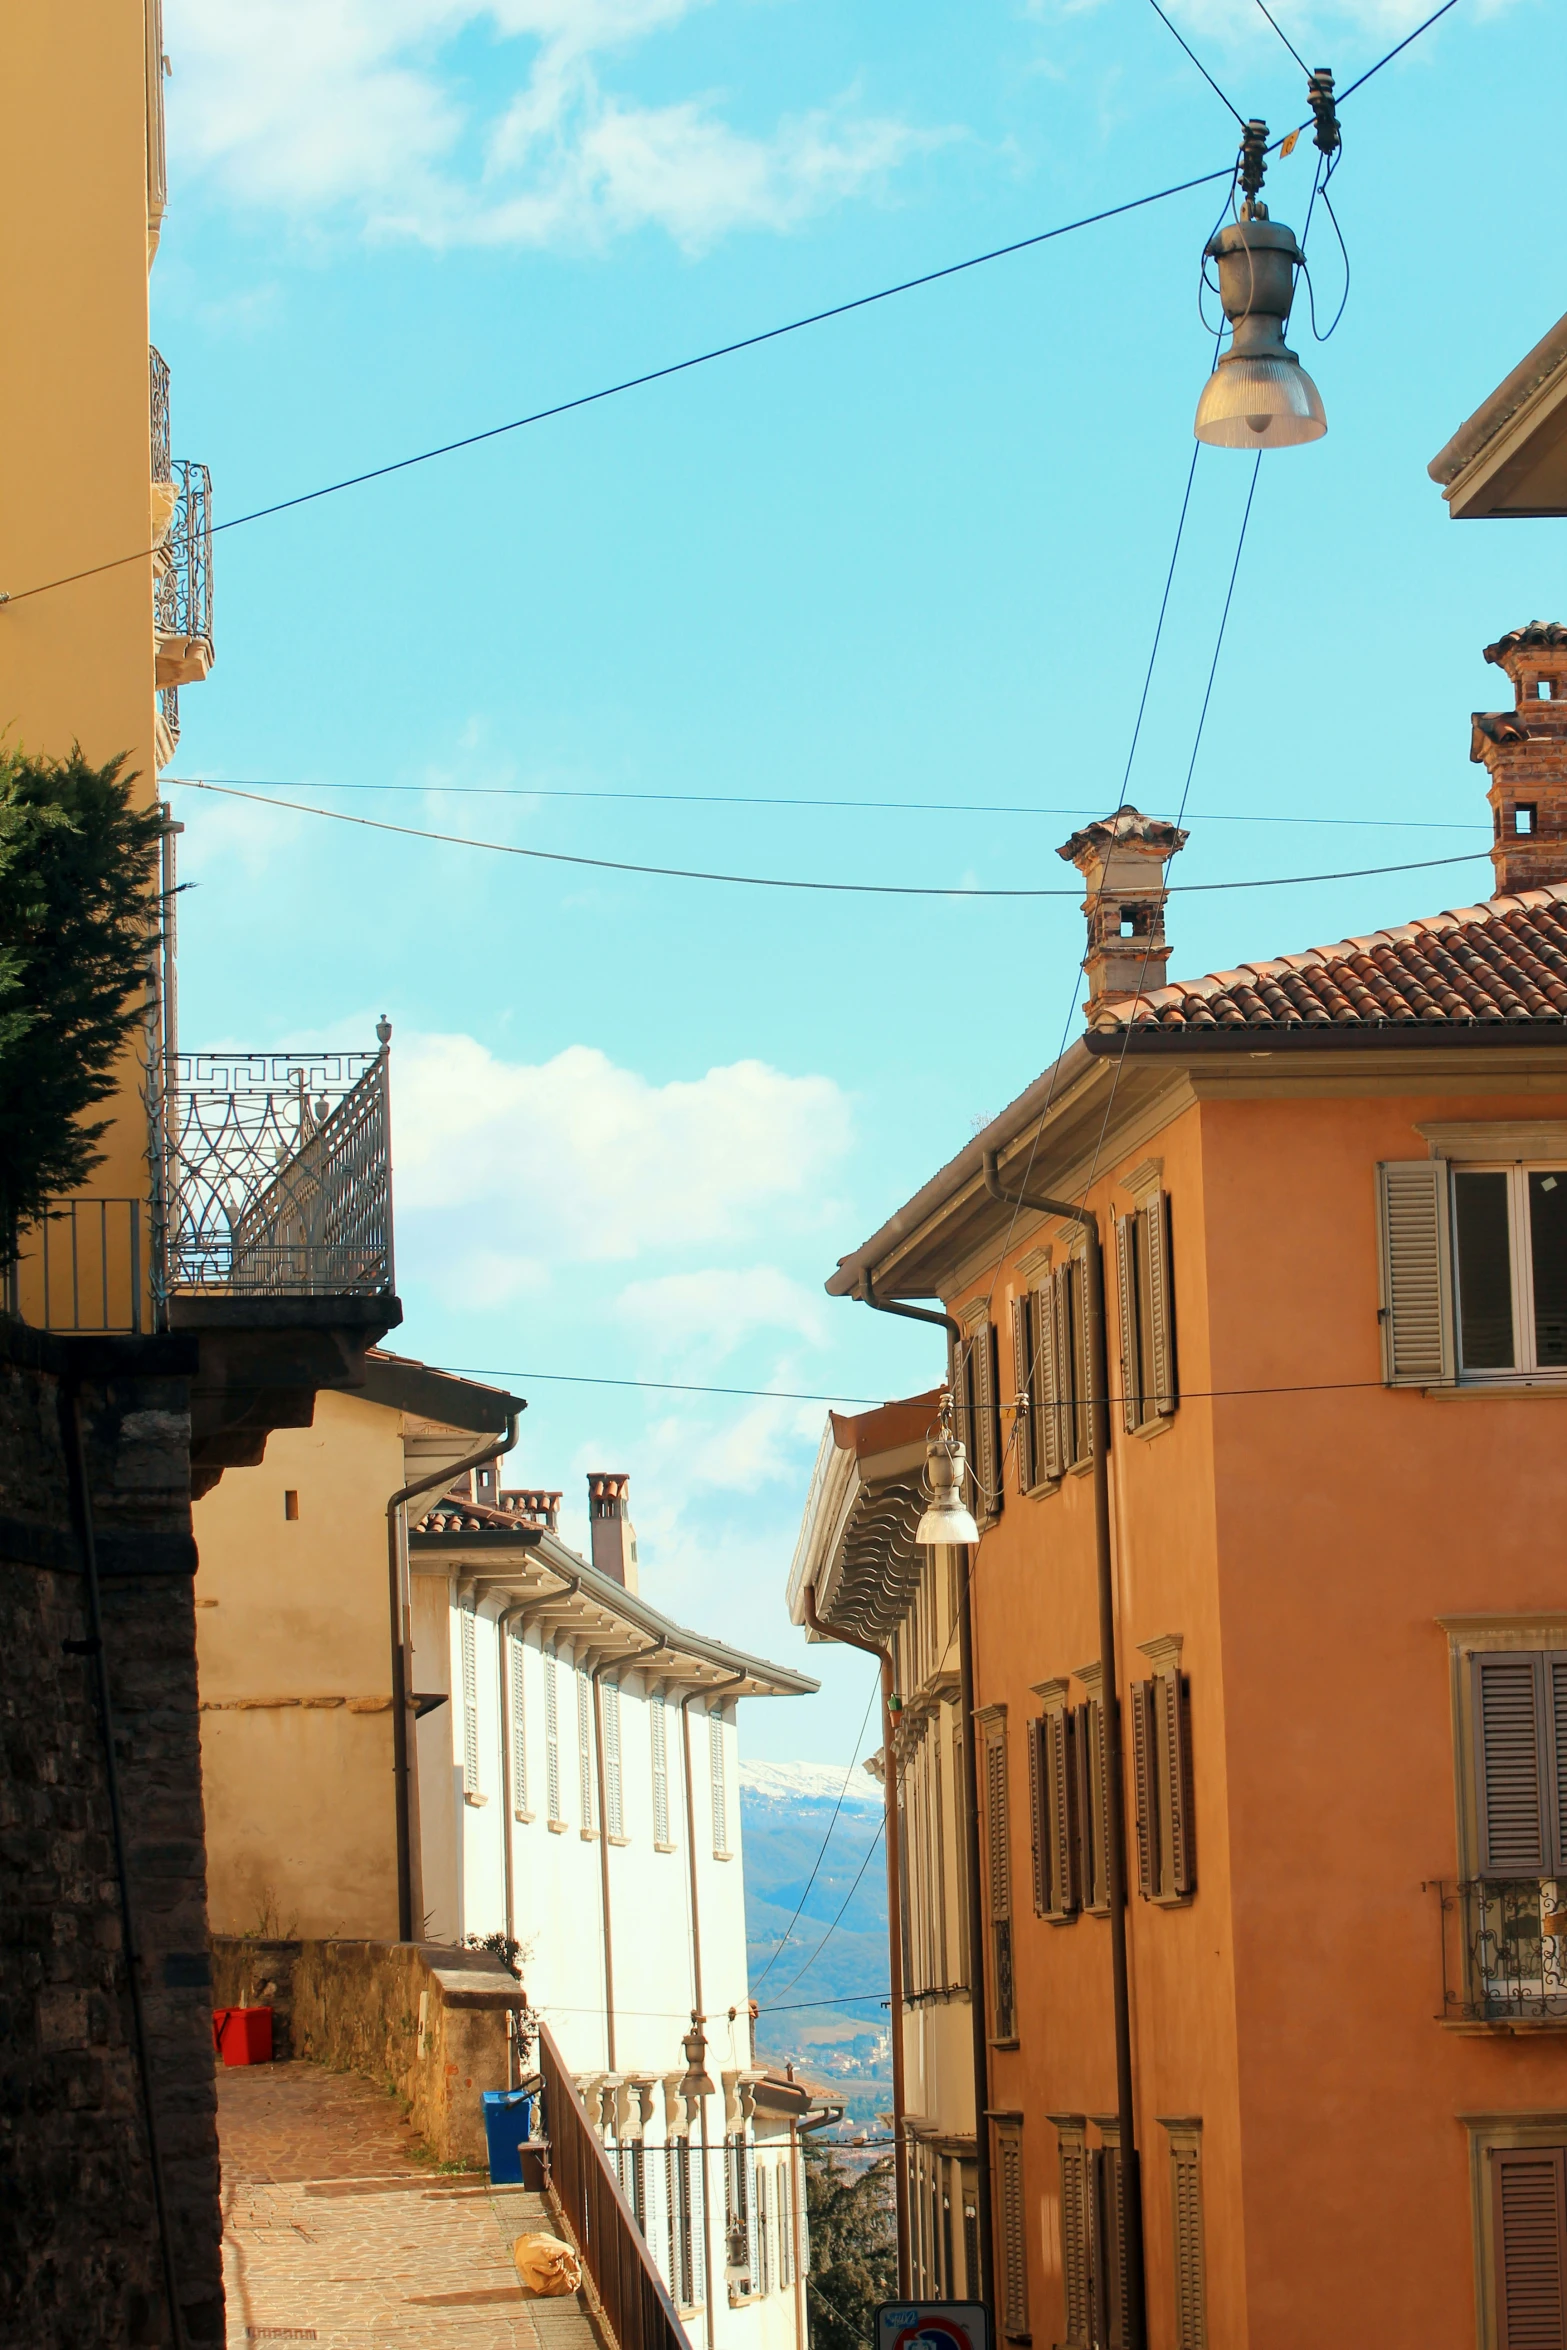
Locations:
219;2062;601;2350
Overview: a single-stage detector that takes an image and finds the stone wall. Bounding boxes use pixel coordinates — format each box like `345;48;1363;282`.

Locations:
0;1318;224;2348
212;1935;524;2167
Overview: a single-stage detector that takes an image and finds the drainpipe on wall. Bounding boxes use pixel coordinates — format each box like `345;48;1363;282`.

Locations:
591;1634;668;2075
387;1412;521;1943
682;1671;749;2350
981;1149;1146;2350
854;1275;973;2307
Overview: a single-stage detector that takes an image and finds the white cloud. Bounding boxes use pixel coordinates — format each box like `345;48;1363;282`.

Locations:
391;1029;851;1268
617;1265;828;1357
163;0;943;252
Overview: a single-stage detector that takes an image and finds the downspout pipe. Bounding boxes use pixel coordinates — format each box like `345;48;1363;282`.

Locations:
387;1410;521;1943
854;1274;982;2309
592;1634;668;2073
802;1576;910;2298
683;1670;749;2350
981;1148;1146;2349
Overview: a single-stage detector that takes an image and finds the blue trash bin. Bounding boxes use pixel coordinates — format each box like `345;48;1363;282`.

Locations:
483;2088;535;2184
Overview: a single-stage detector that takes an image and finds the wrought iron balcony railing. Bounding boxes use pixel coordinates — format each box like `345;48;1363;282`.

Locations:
159;1038;394;1304
149;344;171;485
1432;1878;1567;2024
154;458;213;687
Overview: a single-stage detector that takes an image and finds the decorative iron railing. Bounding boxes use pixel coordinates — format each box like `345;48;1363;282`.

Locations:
154;458;212;658
1431;1878;1567;2023
157;685;180;755
159;1040;394;1301
538;2022;691;2350
149;345;171;485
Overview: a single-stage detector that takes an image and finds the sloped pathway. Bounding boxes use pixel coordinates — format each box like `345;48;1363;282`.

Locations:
219;2060;600;2350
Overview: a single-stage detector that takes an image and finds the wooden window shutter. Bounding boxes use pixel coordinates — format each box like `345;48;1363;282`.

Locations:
1073;1251;1096;1463
974;1319;1004;1523
1475;1653;1550;1878
983;1715;1015;2039
1551;1657;1567;1878
1492;2146;1567;2350
1043;1707;1080;1920
460;1600;480;1796
1058;2133;1093;2347
509;1631;528;1815
1072;1702;1099;1912
1376;1160;1455;1386
1130;1680;1158;1899
1013;1291;1038;1494
1144;1191;1178;1417
1169;2137;1208;2350
950;1331;977;1512
1093;2142;1132;2350
1114;1215;1142;1435
1038;1278;1067;1482
997;2127;1029;2338
544;1650;562;1822
1160;1670;1197;1898
1028;1717;1048;1917
1087;1698;1112;1915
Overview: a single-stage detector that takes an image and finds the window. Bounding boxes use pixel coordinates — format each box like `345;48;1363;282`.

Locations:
1472;1652;1567;1878
1130;1646;1196;1903
725;2135;752;2287
1164;2123;1208;2350
651;1691;671;1845
1028;1688;1080;1922
779;2156;794;2289
979;1707;1016;2041
668;2140;698;2308
1492;2146;1567;2348
460;1600;480;1800
1516;802;1540;833
951;1320;1004;1525
604;1678;624;1838
283;1489;299;1520
710;1706;730;1857
756;2164;771;2297
1074;1669;1112;1917
578;1663;596;1832
1377;1154;1567;1386
1056;2122;1093;2348
953;1724;972;1984
1022;1257;1097;1486
995;2119;1029;2340
544;1648;564;1826
1092;2129;1133;2350
1114;1187;1177;1432
508;1630;529;1818
1012;1287;1040;1493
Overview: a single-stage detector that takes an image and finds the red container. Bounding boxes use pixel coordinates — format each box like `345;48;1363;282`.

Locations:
212;2006;273;2066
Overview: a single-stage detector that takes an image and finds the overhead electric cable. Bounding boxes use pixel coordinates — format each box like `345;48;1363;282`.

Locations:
170;778;1489;896
1143;0;1247;125
162;775;1490;834
750;1676;884;1994
1336;0;1460;100
1253;0;1310;75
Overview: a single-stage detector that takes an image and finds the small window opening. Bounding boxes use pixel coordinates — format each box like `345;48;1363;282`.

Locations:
1120;913;1137;937
284;1490;300;1520
1538;679;1554;700
1515;804;1538;837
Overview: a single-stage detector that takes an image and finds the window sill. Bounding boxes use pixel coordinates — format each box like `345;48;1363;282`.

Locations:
1426;1377;1567;1400
713;1849;732;1862
1023;1478;1061;1502
655;1840;678;1855
1438;2015;1567;2035
1131;1413;1174;1442
547;1819;568;1835
514;1808;535;1825
463;1791;489;1808
989;2036;1020;2052
608;1833;631;1847
580;1827;599;1843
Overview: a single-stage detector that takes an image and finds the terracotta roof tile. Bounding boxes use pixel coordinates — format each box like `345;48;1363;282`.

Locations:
1099;882;1567;1033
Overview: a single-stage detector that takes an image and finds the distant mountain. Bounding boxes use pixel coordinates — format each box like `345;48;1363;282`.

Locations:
739;1759;889;2101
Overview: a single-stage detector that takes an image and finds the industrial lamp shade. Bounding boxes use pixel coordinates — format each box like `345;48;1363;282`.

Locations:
1195;212;1326;451
915;1429;980;1548
679;2020;714;2102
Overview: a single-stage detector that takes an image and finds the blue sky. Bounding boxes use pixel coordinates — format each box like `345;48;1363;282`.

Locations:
155;0;1560;1760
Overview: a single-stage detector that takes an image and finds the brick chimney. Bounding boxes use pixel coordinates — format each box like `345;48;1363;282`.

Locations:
1472;622;1567;894
499;1488;562;1533
1057;805;1189;1013
587;1473;638;1592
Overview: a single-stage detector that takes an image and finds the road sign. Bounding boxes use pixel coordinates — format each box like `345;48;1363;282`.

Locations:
876;2301;992;2350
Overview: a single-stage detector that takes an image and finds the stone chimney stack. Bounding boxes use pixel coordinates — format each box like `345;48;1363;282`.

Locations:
1472;622;1567;894
1057;805;1189;1015
587;1473;638;1593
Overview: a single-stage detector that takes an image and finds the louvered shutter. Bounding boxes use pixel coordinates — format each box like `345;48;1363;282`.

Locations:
604;1679;624;1837
1038;1278;1066;1482
711;1707;730;1855
1552;1658;1567;1878
544;1651;562;1822
1130;1680;1158;1898
1162;1670;1197;1897
1171;2139;1208;2350
508;1631;528;1815
1044;1708;1080;1920
1115;1215;1141;1434
1094;2144;1132;2350
1073;1252;1096;1463
1493;2147;1567;2350
460;1602;480;1795
1059;2134;1093;2347
998;2129;1028;2337
1028;1718;1047;1916
1013;1292;1038;1494
1475;1654;1550;1878
1145;1192;1178;1416
1072;1702;1098;1912
578;1664;595;1829
986;1726;1012;1924
1377;1161;1455;1385
651;1693;670;1844
974;1319;1004;1523
1088;1698;1112;1915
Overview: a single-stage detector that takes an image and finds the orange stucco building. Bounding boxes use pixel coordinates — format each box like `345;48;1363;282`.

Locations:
798;624;1567;2350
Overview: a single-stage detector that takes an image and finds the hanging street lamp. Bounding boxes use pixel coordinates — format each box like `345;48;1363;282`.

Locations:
1195;117;1327;450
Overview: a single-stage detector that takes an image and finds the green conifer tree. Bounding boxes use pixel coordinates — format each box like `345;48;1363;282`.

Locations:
804;2140;896;2350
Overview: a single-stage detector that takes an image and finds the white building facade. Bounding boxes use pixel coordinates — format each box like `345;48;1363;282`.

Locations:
410;1469;819;2350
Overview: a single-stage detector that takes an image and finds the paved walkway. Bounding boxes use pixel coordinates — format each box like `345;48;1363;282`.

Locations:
219;2061;601;2350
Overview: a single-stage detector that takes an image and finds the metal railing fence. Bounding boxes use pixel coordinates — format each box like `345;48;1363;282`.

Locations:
1433;1877;1567;2023
3;1200;145;1333
538;2022;691;2350
154;458;212;655
149;345;171;484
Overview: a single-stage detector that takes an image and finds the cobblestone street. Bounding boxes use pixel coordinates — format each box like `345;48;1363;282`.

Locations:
220;2063;601;2350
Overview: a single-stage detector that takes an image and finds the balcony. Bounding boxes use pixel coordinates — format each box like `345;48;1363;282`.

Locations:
150;344;213;691
1435;1878;1567;2025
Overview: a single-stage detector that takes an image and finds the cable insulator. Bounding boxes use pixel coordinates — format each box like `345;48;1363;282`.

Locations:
1308;67;1340;157
1238;118;1269;211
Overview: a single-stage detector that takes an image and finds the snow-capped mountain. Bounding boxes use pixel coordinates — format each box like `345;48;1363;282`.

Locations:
739;1757;881;1809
